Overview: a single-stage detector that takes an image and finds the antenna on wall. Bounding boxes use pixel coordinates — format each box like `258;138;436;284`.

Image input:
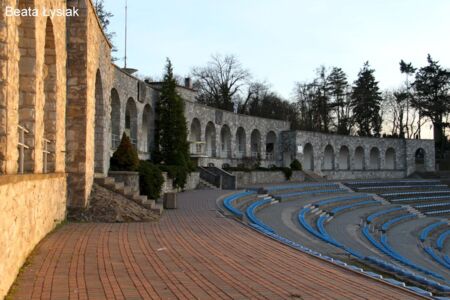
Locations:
124;0;128;68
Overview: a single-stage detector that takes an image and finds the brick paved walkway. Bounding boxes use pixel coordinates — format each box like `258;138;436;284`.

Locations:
12;190;423;299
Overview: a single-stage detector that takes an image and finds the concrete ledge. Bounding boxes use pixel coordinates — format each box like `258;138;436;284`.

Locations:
0;173;66;186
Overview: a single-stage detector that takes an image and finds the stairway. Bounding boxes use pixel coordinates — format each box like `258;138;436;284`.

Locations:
197;178;219;190
94;176;163;215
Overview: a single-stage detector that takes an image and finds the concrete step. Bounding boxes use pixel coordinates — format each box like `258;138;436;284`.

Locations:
94;176;115;187
150;203;163;214
114;182;125;193
198;179;218;190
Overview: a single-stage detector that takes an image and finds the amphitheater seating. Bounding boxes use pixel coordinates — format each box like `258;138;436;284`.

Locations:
381;214;416;231
275;188;347;201
329;200;379;215
423;247;450;269
223;191;256;218
315;194;371;207
426;209;450;215
245;198;275;233
437;230;450;250
391;195;450;203
414;202;450;210
419;221;446;242
366;207;404;223
265;182;339;192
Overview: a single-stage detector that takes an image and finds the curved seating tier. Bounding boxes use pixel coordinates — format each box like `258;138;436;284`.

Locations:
366;207;404;223
381;214;416;232
275;188;347;201
245;198;275;233
223;191;256;218
419;221;446;242
437;230;450;250
266;182;339;192
381;190;450;197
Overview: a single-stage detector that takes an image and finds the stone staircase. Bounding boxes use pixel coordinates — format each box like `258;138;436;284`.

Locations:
94;176;163;215
197;178;219;190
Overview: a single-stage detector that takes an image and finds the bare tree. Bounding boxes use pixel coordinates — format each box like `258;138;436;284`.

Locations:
192;54;251;111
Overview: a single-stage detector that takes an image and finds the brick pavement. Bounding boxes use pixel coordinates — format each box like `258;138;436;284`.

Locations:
11;190;424;299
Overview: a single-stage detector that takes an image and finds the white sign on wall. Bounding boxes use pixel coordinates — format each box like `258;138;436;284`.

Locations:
297;145;303;154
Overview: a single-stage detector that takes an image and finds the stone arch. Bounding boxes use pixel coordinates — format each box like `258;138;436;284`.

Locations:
251;129;261;158
369;147;380;170
205;122;216;157
94;69;104;173
43;18;57;173
354;146;365;170
189;118;201;142
142;104;153;153
17;0;37;173
266;131;277;160
385;147;396;170
415;148;426;172
125;98;137;146
110;89;121;150
236;127;246;158
338;145;350;170
303;143;314;171
220;124;232;158
190;118;202;155
323;145;335;170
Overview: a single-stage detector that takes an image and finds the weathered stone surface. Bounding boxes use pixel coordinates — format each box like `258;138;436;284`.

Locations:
232;170;305;188
0;173;66;299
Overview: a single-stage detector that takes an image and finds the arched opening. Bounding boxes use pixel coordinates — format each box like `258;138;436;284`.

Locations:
415;148;426;171
125;98;137;146
42;18;57;173
220;125;232;158
110;89;121;150
236;127;246;158
369;147;380;170
338;146;350;170
323;145;335;170
142;104;153;153
385;148;396;170
94;70;104;173
189;118;202;155
266;131;277;160
205;122;216;157
17;0;37;173
354;146;364;170
303;143;314;171
250;129;261;158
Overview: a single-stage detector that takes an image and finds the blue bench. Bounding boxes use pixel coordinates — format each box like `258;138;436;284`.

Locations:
223;191;256;218
419;221;447;242
330;200;378;215
437;229;450;250
315;194;371;207
245;198;275;233
381;214;416;231
367;207;404;223
381;190;450;197
391;195;450;203
277;188;347;199
266;182;338;191
346;180;440;186
355;184;448;190
414;202;450;209
423;247;450;270
426;209;450;215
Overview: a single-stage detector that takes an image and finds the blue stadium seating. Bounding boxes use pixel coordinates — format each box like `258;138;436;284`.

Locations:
276;188;347;200
437;229;450;250
266;182;338;191
245;198;275;233
223;191;256;218
419;221;447;242
367;207;404;223
381;214;416;231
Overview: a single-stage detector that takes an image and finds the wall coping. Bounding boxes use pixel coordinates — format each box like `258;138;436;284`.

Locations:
0;173;66;186
108;171;139;175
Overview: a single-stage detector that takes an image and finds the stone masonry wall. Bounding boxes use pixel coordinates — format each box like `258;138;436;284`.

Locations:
66;0;113;207
0;173;66;299
232;171;305;188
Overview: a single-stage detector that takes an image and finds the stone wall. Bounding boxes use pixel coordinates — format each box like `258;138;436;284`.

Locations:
232;171;305;188
0;173;66;299
108;171;139;193
161;171;200;194
283;130;435;179
66;0;113;207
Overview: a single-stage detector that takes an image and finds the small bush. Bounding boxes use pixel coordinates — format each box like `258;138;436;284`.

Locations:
110;133;139;171
280;167;293;180
139;161;164;199
159;164;188;189
290;159;303;171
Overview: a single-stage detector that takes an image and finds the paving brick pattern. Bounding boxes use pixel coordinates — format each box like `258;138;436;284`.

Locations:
12;190;423;299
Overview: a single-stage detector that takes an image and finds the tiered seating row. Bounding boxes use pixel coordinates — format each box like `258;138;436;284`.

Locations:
266;182;339;191
367;207;404;223
381;190;450;197
346;180;441;186
245;198;275;233
354;184;448;191
276;188;347;200
391;195;450;203
437;230;450;250
414;202;450;209
381;214;416;231
419;221;446;242
223;191;256;218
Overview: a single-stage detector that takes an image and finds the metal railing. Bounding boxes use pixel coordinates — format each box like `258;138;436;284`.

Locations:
18;125;30;174
43;138;52;173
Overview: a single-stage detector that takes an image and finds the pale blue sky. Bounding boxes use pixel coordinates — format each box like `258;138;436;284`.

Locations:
104;0;450;100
